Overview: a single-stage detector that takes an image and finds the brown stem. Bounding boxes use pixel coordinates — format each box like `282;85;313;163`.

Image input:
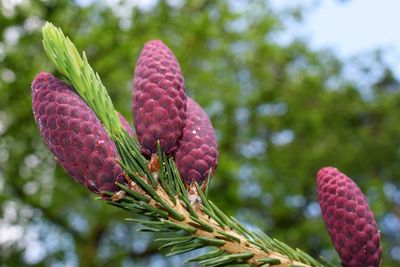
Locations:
152;185;310;267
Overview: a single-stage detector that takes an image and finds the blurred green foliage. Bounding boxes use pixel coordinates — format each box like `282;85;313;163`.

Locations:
1;0;399;266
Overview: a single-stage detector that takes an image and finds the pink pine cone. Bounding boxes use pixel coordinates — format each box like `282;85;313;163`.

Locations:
317;167;382;267
175;97;218;186
133;40;186;158
32;72;125;194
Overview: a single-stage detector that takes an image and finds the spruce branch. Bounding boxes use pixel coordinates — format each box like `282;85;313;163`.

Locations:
41;23;340;267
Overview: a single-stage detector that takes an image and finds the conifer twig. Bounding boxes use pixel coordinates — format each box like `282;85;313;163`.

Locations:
41;22;340;267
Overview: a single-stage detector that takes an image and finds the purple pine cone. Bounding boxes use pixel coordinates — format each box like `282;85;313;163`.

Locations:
32;72;124;194
175;97;218;186
133;40;187;158
317;167;382;267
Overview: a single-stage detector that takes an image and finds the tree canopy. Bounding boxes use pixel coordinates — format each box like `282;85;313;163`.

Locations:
0;1;399;266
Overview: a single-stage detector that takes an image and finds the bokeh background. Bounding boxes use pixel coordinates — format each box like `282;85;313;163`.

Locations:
1;0;400;266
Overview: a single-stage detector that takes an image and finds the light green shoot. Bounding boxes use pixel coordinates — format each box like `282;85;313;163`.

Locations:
42;22;121;134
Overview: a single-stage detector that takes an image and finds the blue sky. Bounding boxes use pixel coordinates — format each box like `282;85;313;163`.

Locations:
301;0;400;57
269;0;400;88
79;0;400;62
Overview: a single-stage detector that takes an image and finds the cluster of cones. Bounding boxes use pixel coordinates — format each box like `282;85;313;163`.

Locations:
32;40;381;267
32;40;218;195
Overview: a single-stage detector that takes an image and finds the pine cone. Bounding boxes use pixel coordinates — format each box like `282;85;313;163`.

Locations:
317;167;382;267
133;40;186;158
32;72;124;194
175;97;218;186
